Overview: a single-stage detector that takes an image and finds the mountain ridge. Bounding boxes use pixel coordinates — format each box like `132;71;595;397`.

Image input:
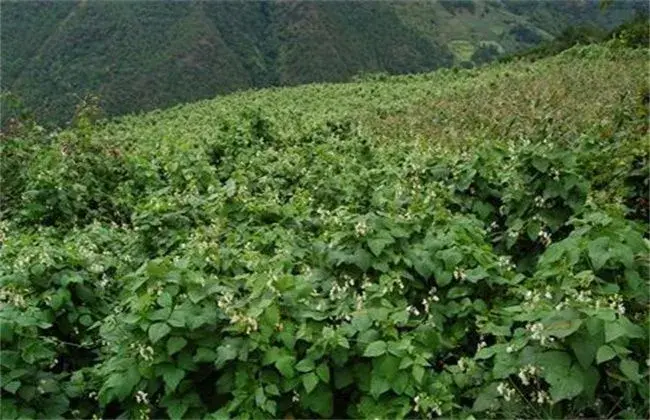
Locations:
1;0;641;125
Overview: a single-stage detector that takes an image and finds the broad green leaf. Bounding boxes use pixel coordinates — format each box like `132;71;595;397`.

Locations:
166;336;187;355
302;372;319;393
162;366;185;391
540;353;584;402
334;368;354;389
412;365;425;384
472;383;500;412
3;381;20;394
255;386;266;406
215;344;239;368
167;401;189;420
316;363;330;383
157;292;173;308
194;347;217;363
604;321;625;343
596;345;616;364
363;340;387;357
295;359;315;372
588;237;610;270
367;237;393;257
370;374;391;398
303;388;333;417
148;322;171;344
620;359;641;383
569;330;599;369
275;355;295;378
545;318;582;338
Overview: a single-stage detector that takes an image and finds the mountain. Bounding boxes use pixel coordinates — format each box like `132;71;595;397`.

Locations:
0;0;641;125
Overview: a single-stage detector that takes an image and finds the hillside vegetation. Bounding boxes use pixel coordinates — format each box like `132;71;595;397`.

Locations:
1;0;640;126
1;41;649;419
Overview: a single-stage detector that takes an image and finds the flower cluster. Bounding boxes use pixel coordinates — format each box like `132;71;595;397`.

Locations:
476;336;487;352
525;322;554;345
531;390;551;405
329;275;355;301
130;342;155;362
406;305;421;316
0;287;28;308
135;390;149;404
523;287;553;308
354;220;369;237
413;394;443;416
497;255;516;271
537;228;552;246
517;364;542;386
453;268;466;281
230;312;259;334
422;287;440;313
550;168;560;181
601;293;626;316
456;357;476;373
496;382;516;402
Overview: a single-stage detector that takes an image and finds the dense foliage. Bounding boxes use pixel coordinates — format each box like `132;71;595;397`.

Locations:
1;0;639;127
0;43;648;419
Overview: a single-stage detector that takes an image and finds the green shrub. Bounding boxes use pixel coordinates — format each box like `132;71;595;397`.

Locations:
0;44;647;419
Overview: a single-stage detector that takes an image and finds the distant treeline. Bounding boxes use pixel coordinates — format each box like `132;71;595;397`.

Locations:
500;11;649;63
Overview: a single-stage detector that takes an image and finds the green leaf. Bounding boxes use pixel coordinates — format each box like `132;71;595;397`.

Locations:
162;366;185;391
545;318;582;338
295;359;315;372
604;321;625;343
367;237;393;257
167;401;189;420
302;372;319;394
3;381;20;394
194;347;217;363
472;383;500;412
391;371;409;394
255;386;266;406
157;292;173;308
596;345;617;364
265;384;280;396
275;355;295;378
363;340;387;357
166;336;187;355
303;388;333;417
620;359;641;383
370;374;391;398
412;365;425;384
316;363;330;383
334;368;354;389
540;353;584;402
167;308;187;328
351;249;373;271
148;322;171;344
375;355;400;379
215;343;239;368
620;316;645;338
569;330;599;369
588;237;610;270
398;357;414;369
531;156;549;172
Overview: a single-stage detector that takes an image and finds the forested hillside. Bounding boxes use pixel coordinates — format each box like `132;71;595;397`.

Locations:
1;0;641;126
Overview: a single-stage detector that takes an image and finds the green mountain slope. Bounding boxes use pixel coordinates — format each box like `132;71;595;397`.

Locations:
1;42;648;419
1;0;641;125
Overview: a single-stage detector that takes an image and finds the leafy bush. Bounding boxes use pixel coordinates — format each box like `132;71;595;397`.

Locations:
0;43;648;419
